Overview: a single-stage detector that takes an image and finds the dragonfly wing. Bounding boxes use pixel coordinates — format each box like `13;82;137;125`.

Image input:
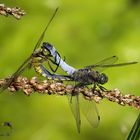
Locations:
80;95;100;127
67;94;81;133
85;56;137;72
1;56;31;92
85;56;118;72
93;61;138;68
33;8;58;52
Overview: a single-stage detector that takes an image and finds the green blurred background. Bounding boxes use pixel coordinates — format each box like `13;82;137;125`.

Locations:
0;0;140;140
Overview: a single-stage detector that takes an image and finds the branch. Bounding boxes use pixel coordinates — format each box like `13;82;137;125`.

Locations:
0;4;26;19
0;76;139;109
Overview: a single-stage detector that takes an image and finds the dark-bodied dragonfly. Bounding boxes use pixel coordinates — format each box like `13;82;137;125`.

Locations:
42;42;138;132
1;8;70;91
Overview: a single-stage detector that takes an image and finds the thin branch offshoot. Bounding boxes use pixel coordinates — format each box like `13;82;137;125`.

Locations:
0;4;25;19
0;76;139;109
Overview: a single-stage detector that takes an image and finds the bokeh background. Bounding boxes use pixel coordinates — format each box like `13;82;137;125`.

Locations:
0;0;140;140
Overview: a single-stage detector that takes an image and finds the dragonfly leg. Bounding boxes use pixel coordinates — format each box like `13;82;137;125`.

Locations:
74;83;85;90
53;56;67;72
63;56;66;62
69;94;73;103
69;82;84;97
98;85;107;91
43;55;59;73
48;60;59;73
92;82;97;93
48;55;66;73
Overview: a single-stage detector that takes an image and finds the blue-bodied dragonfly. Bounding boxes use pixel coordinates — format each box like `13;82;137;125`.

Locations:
1;8;70;91
42;42;138;132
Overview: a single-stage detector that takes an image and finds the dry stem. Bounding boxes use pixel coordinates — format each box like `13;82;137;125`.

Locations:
0;4;25;19
0;76;139;109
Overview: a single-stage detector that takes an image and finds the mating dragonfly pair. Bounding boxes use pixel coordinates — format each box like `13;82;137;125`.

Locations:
1;8;137;132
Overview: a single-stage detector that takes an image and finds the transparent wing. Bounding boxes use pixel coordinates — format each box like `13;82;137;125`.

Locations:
80;95;100;127
1;56;31;92
85;56;137;72
67;94;81;133
85;56;118;72
33;8;58;52
92;61;138;68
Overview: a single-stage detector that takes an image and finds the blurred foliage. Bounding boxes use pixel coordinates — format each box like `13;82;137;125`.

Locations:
127;113;140;140
0;0;140;140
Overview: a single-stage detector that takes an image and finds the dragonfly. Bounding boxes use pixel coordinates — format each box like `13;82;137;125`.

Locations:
42;42;138;132
0;7;69;91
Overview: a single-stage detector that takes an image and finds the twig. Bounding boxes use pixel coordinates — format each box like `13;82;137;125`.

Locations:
0;76;139;109
0;4;25;19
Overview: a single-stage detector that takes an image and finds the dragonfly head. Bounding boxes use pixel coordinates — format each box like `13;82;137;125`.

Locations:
42;42;52;53
42;42;52;50
42;42;56;55
98;73;108;85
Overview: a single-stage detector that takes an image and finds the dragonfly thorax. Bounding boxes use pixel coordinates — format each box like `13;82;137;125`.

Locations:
72;69;108;85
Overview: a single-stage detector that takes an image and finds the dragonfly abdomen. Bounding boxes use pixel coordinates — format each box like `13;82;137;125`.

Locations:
31;57;43;75
33;62;71;81
42;42;76;75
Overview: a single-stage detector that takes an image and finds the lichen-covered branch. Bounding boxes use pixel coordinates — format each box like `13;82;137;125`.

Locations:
0;76;139;109
0;4;25;19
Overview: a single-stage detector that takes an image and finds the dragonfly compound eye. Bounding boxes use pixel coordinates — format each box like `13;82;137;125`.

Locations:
43;42;53;50
98;73;108;84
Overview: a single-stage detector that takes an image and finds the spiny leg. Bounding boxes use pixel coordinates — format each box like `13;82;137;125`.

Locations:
97;84;107;91
92;82;97;93
48;56;67;73
48;60;59;73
